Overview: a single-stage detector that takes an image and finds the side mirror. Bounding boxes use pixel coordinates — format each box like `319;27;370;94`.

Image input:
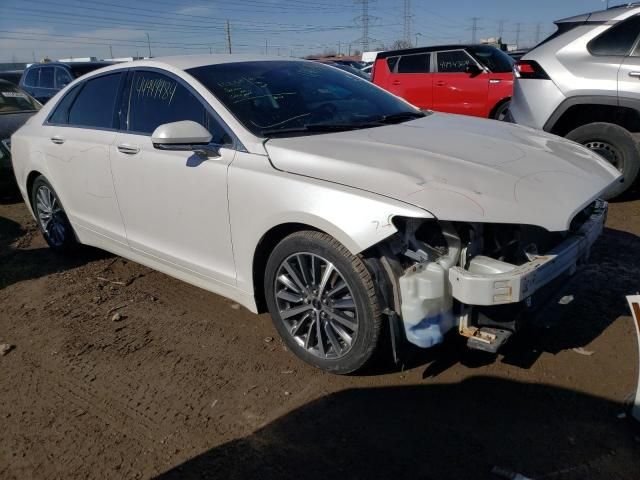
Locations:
151;120;218;157
465;64;483;76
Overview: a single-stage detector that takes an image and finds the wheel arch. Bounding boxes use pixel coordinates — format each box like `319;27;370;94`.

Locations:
25;170;44;212
544;96;640;136
489;96;511;120
252;222;323;313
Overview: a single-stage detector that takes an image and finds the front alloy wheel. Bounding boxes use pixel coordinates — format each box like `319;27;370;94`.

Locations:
274;253;359;360
265;231;383;374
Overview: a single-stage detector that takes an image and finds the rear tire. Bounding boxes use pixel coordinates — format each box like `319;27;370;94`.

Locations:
30;176;78;251
566;122;640;199
264;231;383;374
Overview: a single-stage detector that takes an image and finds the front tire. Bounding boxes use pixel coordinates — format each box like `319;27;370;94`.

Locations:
30;176;78;251
566;122;640;199
264;231;383;374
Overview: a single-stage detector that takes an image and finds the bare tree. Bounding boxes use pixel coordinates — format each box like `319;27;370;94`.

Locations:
390;39;413;50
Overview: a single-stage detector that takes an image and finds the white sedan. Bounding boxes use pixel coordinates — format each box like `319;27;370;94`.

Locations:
11;55;620;373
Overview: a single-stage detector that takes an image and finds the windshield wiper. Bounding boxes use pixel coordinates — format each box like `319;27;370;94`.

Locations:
262;122;379;137
366;111;426;124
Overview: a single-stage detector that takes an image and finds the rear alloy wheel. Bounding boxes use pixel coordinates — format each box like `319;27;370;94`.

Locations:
566;122;640;199
30;176;77;251
264;231;383;374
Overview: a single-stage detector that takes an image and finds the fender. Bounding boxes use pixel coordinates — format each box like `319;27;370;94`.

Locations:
228;151;434;298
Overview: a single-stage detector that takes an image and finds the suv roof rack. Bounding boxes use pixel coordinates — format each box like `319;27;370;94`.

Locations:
608;2;640;9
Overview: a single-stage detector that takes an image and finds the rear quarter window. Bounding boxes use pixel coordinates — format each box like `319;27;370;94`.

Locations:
23;68;38;87
588;15;640;56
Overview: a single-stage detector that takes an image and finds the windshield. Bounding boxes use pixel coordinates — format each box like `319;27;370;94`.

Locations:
187;61;422;137
467;46;514;73
0;84;41;114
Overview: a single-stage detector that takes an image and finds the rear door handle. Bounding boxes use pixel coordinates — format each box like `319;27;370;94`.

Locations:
629;71;640;78
392;80;401;85
436;81;446;86
117;144;140;155
50;136;65;145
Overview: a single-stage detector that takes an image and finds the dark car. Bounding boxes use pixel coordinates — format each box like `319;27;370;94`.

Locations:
19;61;115;104
0;80;41;194
0;70;24;86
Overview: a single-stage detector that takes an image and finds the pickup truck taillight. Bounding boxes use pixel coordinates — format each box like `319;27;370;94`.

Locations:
514;60;549;80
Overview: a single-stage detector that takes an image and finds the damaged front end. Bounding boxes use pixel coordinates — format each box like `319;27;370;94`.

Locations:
372;200;608;353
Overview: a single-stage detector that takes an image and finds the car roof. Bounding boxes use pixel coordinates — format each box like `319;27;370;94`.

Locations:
109;54;300;72
556;4;640;23
375;44;483;59
28;61;116;70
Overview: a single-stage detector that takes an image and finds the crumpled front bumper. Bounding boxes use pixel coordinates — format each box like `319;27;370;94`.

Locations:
448;200;607;306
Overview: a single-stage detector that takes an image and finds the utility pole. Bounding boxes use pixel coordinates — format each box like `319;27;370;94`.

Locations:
414;32;422;47
403;0;412;45
265;38;268;55
338;41;341;55
32;51;36;62
209;46;213;54
109;44;113;58
470;17;480;44
534;22;542;44
515;22;521;47
145;32;152;57
497;19;505;39
226;20;232;54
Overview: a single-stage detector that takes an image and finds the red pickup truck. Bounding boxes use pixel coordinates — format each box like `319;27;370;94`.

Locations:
372;44;514;120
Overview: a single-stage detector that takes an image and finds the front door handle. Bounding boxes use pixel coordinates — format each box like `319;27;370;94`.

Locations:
629;71;640;78
392;80;401;85
436;81;446;86
50;135;65;145
117;144;140;155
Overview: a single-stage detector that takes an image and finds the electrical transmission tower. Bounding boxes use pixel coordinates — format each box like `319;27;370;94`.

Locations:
470;17;480;43
354;0;375;52
515;22;521;47
403;0;412;45
534;22;542;44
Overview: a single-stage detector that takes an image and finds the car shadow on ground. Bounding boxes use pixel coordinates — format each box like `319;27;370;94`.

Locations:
382;226;640;377
154;377;639;480
0;214;110;290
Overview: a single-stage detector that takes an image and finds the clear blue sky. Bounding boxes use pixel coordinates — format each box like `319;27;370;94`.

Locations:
0;0;611;62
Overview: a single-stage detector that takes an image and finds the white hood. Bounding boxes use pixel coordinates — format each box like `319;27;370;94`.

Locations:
265;113;621;231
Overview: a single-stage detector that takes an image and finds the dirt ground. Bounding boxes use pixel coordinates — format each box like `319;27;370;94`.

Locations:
1;189;639;480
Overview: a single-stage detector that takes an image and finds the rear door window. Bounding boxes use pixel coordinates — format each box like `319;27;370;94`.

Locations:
39;67;55;89
68;72;123;129
55;68;73;88
436;50;473;73
589;15;640;56
396;53;430;73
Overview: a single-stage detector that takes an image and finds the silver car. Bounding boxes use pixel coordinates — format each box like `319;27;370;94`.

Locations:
510;4;640;198
11;56;619;373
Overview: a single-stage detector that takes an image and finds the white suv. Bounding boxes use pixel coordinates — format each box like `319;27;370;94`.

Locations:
510;4;640;198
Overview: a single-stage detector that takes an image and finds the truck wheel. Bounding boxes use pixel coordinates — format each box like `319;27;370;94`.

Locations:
566;122;640;199
264;231;383;374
